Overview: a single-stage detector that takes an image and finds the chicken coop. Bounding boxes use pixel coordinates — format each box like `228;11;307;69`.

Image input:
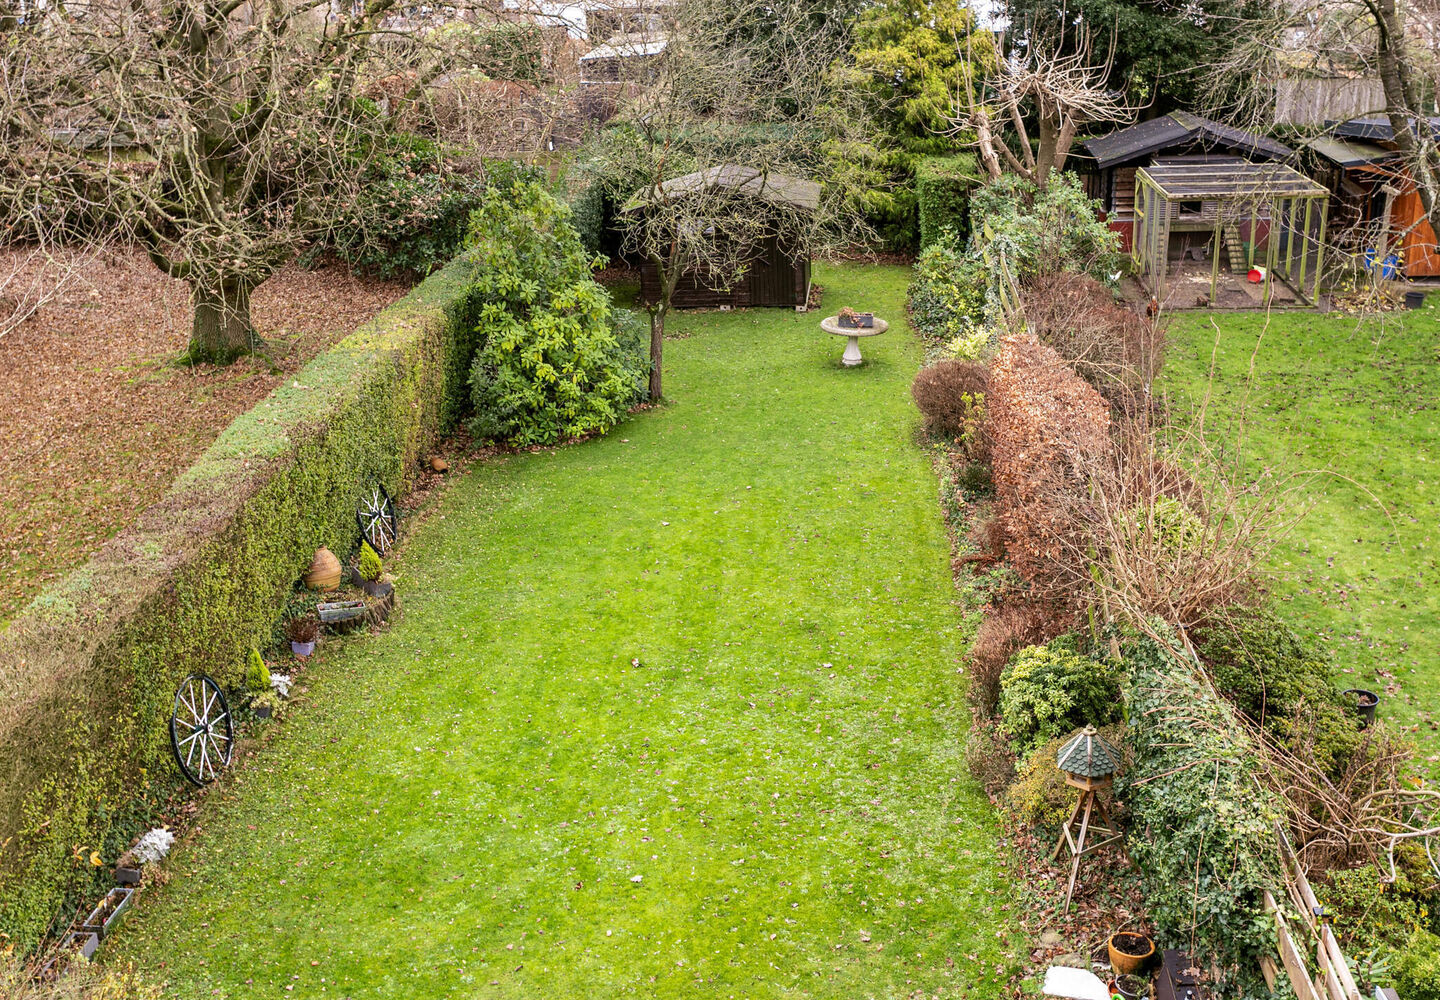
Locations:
1132;160;1331;308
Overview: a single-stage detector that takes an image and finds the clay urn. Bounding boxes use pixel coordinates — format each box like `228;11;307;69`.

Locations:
303;546;343;590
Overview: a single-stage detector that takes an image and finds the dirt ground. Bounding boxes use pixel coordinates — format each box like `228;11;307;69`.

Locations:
0;248;411;625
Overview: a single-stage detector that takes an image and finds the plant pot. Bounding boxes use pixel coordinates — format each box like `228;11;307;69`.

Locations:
291;640;316;658
115;864;142;886
81;886;135;939
1114;972;1149;998
304;547;343;590
1108;932;1155;976
1405;290;1426;310
318;600;368;633
361;578;392;598
254;701;273;720
65;930;100;959
1343;688;1379;726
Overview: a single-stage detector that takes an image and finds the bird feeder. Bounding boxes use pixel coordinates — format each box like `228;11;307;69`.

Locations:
1051;726;1126;910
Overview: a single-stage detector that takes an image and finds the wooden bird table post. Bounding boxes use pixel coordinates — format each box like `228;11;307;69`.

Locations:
1051;725;1127;910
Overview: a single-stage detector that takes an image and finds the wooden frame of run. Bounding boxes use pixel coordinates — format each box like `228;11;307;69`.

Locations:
1131;161;1330;308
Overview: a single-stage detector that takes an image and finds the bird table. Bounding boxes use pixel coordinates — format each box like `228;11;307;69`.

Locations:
820;315;888;367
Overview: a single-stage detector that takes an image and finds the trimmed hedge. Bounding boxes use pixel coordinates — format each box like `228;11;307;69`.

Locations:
915;154;978;251
0;260;483;949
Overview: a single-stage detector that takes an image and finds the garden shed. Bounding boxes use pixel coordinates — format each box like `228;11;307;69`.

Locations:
1132;160;1329;307
1306;116;1440;277
1078;112;1294;252
623;164;819;309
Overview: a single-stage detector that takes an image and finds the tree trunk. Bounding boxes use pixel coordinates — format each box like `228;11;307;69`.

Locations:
648;305;665;402
189;279;255;364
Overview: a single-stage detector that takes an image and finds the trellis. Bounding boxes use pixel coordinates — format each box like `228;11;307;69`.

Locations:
1132;161;1331;307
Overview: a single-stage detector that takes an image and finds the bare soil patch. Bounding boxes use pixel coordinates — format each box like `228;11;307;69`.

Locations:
0;247;411;625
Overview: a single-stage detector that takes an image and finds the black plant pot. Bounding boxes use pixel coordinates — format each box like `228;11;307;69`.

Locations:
1343;688;1379;726
361;578;392;598
1405;290;1426;310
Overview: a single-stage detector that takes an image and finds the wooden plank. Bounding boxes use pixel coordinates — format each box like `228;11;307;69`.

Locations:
1321;925;1363;1000
1267;892;1323;1000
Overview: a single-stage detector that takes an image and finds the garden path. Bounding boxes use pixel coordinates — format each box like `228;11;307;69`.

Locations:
113;264;1016;997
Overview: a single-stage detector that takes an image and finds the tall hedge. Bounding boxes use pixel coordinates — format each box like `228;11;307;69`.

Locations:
915;154;978;251
0;260;483;949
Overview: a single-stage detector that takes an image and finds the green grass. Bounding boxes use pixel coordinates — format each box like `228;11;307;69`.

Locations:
111;263;1017;997
1160;303;1440;773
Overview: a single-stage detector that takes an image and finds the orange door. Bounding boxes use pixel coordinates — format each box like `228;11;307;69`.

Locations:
1394;188;1440;276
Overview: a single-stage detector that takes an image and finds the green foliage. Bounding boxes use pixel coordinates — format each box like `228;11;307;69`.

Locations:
845;0;996;153
998;637;1122;757
1317;865;1425;954
1195;607;1363;776
564;173;609;258
244;647;271;692
453;21;548;85
358;541;383;582
335;134;489;279
463;182;646;446
825;141;921;252
1393;928;1440;1000
1001;735;1074;830
1119;641;1282;988
907;232;988;343
916;155;978;250
0;259;483;951
969;173;1122;287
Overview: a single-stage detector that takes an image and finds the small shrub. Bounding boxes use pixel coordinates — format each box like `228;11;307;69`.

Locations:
907;232;988;344
911;359;989;459
1393;928;1440;1000
358;541;383;582
1317;865;1423;953
964;717;1017;797
0;952;161;999
998;638;1123;757
244;647;271;693
284;616;320;644
955;460;993;496
464;181;646;446
968;601;1059;716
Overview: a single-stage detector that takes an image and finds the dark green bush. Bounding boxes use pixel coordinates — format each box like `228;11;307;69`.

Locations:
916;155;977;251
565;173;609;258
1119;637;1281;990
1195;608;1362;776
335;135;489;279
998;636;1123;758
464;182;646;446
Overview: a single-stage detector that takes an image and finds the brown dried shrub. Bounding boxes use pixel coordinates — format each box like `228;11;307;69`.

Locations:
968;601;1062;715
1022;272;1163;414
964;717;1017;797
987;331;1111;603
911;359;990;461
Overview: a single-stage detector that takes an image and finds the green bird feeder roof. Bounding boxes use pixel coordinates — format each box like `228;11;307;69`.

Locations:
1056;726;1119;778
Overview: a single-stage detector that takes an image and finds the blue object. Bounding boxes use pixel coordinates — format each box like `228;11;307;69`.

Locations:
1364;249;1400;278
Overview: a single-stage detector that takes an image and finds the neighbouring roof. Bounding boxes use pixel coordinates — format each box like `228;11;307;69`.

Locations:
1304;135;1400;168
1331;115;1440;142
1082;111;1293;171
1139;160;1328;199
1056;726;1119;779
621;164;822;213
579;31;668;61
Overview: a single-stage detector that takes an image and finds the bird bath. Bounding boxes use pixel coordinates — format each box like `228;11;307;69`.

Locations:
820;315;888;367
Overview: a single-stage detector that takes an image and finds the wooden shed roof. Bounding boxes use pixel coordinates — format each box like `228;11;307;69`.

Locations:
1138;161;1327;199
621;165;822;213
1082;112;1293;171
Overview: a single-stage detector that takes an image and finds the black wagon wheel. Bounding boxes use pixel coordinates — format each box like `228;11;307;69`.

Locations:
356;483;398;556
169;674;234;787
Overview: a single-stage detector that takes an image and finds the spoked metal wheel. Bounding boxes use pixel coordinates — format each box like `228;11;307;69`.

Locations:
356;483;398;556
169;674;234;786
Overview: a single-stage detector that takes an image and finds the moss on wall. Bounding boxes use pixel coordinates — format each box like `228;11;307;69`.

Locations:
0;258;481;949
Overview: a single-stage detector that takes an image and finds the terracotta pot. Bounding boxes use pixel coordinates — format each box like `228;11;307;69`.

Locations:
1108;932;1155;976
304;547;342;590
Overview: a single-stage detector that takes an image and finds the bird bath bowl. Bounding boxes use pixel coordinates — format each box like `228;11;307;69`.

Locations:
820;315;888;366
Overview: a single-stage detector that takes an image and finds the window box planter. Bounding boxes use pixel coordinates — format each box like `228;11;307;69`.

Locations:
65;930;100;959
837;311;874;329
81;886;135;939
318;600;368;633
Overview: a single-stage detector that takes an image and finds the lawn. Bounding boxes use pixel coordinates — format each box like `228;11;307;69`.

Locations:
1160;304;1440;774
111;263;1018;997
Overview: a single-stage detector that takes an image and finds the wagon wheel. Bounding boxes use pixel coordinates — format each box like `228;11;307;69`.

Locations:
169;674;234;787
356;483;398;556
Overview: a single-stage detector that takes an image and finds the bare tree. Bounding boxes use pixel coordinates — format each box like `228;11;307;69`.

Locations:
951;16;1137;189
0;0;539;363
599;0;876;401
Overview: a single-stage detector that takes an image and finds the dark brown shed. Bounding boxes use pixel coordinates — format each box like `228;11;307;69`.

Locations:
621;165;819;310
